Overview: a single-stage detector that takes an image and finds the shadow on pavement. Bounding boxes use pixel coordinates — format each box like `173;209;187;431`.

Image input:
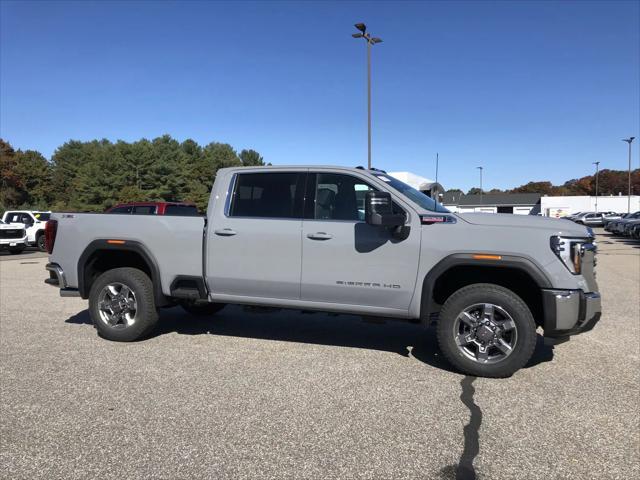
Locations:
65;306;554;373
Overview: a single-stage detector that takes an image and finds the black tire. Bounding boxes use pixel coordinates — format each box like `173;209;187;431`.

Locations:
89;267;158;342
436;283;537;378
36;233;46;251
8;247;25;254
180;301;226;317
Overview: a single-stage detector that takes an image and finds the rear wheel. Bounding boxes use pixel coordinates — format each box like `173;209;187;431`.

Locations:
436;283;537;378
89;267;158;342
180;301;226;317
36;233;46;251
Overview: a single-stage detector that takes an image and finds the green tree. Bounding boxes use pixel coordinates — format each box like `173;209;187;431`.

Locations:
239;149;265;166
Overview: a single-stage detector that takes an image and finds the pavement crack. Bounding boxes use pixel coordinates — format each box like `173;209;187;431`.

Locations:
441;375;482;479
458;375;482;479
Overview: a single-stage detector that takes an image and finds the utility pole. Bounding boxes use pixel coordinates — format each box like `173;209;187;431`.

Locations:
352;23;382;169
622;137;635;213
477;166;483;205
593;161;600;213
435;153;439;185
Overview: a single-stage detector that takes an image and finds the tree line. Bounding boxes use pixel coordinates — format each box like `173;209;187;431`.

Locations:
448;169;639;197
1;135;638;213
0;136;266;212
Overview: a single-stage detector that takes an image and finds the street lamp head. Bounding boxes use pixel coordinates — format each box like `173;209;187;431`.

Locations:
622;137;635;144
355;23;366;33
371;37;383;44
352;33;364;38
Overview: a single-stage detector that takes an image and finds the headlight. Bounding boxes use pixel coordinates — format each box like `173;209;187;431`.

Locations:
550;236;591;274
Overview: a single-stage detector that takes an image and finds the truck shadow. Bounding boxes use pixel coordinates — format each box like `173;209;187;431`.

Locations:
65;306;554;373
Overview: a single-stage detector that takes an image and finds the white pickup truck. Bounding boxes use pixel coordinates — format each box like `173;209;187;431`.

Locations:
45;166;601;377
0;220;28;254
2;210;51;251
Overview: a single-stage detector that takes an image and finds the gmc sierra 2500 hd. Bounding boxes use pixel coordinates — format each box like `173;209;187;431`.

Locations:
45;166;601;377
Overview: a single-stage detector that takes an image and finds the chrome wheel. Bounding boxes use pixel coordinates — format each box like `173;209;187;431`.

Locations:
453;303;518;364
97;283;137;329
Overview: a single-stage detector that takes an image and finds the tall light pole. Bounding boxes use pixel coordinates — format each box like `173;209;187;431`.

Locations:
435;152;439;185
477;166;483;205
622;137;635;214
593;161;600;213
353;23;382;169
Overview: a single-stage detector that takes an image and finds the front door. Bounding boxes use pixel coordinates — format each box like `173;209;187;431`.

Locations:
300;172;421;312
207;171;306;300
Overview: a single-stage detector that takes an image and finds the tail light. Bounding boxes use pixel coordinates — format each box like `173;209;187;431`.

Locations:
45;219;58;254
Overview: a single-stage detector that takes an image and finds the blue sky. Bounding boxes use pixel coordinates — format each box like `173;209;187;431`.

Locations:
1;0;638;192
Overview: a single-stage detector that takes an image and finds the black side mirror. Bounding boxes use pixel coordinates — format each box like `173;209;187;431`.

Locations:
365;191;405;227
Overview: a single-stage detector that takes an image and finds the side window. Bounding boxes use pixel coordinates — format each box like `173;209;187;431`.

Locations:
110;206;133;214
133;206;156;215
313;173;374;221
21;214;34;225
229;172;304;219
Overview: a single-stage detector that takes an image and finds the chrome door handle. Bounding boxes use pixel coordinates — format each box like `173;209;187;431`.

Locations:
214;228;237;236
307;232;333;240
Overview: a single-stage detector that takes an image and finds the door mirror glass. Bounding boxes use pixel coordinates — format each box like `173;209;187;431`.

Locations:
365;191;405;227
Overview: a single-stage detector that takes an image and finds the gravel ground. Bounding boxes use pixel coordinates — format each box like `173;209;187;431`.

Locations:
1;230;638;479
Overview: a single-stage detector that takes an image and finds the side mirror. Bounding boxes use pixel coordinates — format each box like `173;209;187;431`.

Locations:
365;191;405;227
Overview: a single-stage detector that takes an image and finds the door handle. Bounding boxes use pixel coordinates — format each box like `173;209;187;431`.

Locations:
307;232;333;240
214;228;237;236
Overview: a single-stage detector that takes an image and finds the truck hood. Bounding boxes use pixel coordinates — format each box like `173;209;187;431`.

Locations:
456;213;590;237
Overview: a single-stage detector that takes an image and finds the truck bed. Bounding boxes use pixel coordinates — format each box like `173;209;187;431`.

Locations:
49;213;205;297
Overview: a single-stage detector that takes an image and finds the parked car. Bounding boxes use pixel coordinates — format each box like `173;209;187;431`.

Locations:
44;166;601;378
607;212;640;235
0;219;28;254
105;202;200;216
573;212;620;227
1;210;51;251
622;218;640;237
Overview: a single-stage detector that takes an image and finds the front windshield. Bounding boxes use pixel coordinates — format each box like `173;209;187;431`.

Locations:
371;173;450;213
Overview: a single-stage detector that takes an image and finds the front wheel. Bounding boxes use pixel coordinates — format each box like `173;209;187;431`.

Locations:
89;267;158;342
36;234;46;251
436;283;537;378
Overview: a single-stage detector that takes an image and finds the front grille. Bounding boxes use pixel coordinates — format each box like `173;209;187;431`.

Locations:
0;228;25;239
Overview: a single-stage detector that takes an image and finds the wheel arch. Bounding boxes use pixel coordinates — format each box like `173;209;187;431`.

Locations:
420;253;553;326
77;240;168;306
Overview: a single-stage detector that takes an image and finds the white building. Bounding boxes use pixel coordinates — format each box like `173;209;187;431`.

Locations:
442;193;541;215
540;195;640;217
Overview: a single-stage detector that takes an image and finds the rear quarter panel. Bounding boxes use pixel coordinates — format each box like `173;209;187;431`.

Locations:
49;213;205;296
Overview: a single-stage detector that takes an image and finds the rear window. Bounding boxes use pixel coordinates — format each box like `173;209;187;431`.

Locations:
109;206;133;214
165;205;200;216
133;205;157;215
34;212;50;221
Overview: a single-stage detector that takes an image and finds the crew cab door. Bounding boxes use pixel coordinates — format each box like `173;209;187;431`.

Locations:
300;172;421;312
206;171;306;300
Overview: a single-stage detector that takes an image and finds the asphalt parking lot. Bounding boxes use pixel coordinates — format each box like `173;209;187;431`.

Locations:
1;230;638;480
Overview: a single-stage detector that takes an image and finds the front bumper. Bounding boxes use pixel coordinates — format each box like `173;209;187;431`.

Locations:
542;289;601;338
45;263;80;297
0;238;27;249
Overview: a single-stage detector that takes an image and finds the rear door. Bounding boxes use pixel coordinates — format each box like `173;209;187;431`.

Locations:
300;171;421;312
207;171;306;300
